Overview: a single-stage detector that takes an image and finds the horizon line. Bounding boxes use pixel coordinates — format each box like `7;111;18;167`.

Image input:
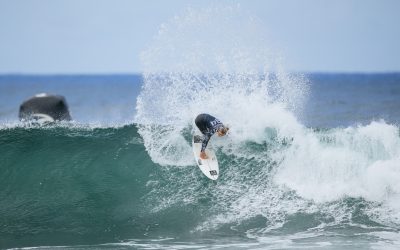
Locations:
0;71;400;76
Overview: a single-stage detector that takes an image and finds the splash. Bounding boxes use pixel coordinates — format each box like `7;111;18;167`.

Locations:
136;5;308;166
135;4;400;236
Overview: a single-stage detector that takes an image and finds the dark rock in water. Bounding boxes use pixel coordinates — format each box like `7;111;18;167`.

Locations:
19;93;72;123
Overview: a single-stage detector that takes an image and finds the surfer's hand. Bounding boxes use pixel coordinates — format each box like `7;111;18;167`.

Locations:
200;151;208;159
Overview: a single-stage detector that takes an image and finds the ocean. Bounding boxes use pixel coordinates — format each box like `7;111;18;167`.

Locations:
0;73;400;250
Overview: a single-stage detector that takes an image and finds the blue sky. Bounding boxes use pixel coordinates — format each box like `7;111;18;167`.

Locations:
0;0;399;73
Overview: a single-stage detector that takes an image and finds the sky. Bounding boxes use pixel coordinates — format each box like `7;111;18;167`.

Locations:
0;0;399;74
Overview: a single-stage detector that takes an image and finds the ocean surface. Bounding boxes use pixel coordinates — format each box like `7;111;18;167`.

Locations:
0;73;400;250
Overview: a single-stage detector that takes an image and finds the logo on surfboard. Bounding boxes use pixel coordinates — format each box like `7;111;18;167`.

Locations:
209;170;217;176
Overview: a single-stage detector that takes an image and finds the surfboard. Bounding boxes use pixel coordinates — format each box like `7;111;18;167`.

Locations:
192;132;219;180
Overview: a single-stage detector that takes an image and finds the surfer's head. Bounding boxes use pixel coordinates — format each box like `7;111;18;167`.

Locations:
217;125;229;136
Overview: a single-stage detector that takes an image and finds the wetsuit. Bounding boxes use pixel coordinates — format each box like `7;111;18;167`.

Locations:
195;113;224;152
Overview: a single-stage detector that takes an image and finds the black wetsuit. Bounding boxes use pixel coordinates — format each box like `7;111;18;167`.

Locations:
195;113;223;152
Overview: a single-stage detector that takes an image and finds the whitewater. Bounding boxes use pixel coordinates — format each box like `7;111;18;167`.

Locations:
135;6;400;249
1;5;400;250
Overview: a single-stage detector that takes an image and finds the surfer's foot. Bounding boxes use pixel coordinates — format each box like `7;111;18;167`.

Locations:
200;152;208;159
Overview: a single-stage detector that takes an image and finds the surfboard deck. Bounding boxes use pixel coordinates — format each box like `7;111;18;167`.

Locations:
192;132;219;180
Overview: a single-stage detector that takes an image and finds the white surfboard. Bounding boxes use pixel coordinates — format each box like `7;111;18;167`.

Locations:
192;131;219;180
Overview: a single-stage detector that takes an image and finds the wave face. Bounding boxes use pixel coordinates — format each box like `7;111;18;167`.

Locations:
0;125;152;248
1;122;400;249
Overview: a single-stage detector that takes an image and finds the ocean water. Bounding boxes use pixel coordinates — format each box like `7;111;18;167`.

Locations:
2;6;400;250
1;73;400;250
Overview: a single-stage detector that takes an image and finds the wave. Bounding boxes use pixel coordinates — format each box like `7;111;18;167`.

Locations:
1;120;400;248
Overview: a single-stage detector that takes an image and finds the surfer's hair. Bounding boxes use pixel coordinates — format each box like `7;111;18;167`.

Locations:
218;125;229;135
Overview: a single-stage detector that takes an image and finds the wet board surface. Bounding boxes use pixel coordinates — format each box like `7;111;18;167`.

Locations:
192;133;219;180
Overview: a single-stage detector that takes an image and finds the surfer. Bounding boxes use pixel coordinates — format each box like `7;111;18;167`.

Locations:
195;113;229;159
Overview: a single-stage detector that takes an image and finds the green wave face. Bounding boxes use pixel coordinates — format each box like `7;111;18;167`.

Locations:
1;125;266;248
1;123;400;249
0;125;156;247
